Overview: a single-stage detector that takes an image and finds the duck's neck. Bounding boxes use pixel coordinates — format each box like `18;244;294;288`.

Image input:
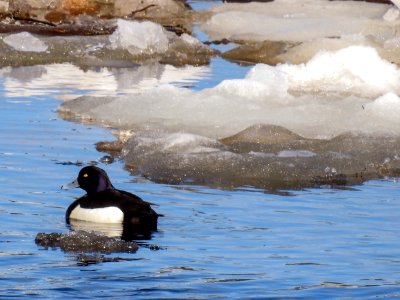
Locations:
87;187;113;196
97;176;112;192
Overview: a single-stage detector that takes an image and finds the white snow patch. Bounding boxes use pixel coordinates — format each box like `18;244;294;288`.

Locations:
277;46;400;97
230;46;400;98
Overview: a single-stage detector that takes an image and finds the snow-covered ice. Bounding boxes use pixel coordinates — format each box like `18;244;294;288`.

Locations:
60;46;400;138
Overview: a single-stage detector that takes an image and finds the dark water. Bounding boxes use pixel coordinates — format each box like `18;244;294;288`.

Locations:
1;61;400;299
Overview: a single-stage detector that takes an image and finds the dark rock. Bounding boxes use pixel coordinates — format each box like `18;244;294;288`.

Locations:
35;231;139;253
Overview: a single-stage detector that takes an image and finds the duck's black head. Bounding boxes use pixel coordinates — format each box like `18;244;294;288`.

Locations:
77;166;113;194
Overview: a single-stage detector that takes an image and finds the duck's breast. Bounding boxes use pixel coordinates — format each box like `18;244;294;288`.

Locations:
69;204;124;223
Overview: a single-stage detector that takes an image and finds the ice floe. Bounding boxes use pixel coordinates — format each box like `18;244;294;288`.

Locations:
58;44;400;189
202;0;395;42
117;125;400;189
201;0;400;64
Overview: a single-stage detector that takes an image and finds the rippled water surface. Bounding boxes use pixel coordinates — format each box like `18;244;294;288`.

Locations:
1;58;400;298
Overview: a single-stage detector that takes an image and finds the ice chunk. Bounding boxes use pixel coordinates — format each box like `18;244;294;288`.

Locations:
214;79;277;100
109;19;169;55
3;32;48;52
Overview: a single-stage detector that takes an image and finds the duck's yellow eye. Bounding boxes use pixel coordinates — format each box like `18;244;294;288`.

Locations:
83;173;88;178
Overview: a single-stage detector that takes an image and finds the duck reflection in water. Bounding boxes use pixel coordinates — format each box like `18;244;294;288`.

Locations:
62;166;160;240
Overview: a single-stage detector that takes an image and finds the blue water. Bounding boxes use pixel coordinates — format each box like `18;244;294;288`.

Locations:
1;60;400;299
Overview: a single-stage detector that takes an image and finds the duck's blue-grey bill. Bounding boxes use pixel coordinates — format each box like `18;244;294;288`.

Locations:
61;179;79;190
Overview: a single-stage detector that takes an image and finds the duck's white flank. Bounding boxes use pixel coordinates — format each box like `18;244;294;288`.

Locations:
69;205;124;223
